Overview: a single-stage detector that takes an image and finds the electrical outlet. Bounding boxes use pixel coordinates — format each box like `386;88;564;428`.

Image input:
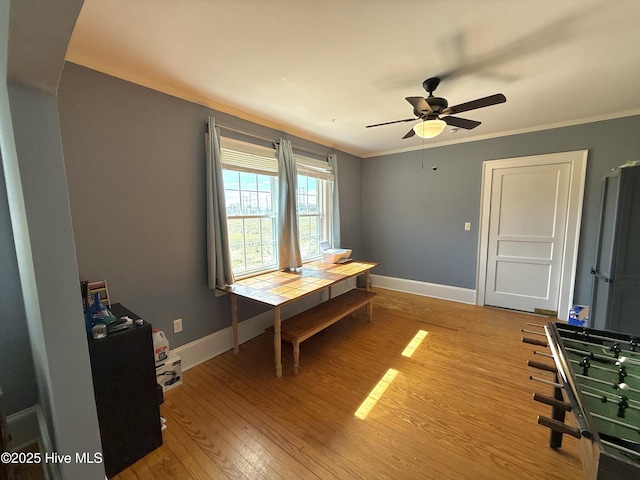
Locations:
173;318;183;333
464;222;471;231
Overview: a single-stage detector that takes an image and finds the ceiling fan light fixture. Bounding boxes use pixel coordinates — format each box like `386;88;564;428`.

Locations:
413;119;446;138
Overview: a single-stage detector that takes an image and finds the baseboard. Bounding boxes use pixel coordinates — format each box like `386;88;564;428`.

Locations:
6;405;40;452
173;309;275;371
6;405;59;480
370;274;476;305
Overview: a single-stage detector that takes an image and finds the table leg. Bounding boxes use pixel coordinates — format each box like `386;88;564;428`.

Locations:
274;306;282;378
365;270;373;318
293;342;300;375
230;294;239;354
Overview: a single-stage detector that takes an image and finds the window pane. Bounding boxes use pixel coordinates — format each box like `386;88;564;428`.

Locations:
239;172;257;191
230;245;246;271
258;192;273;215
307;177;317;194
225;190;241;216
244;218;261;245
227;219;245;246
223;170;240;189
257;174;272;192
308;194;318;213
261;217;274;242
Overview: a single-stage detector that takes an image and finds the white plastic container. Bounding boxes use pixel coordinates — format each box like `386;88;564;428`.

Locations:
153;329;169;366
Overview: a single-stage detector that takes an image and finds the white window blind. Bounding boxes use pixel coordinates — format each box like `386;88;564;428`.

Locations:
220;137;277;176
296;155;334;181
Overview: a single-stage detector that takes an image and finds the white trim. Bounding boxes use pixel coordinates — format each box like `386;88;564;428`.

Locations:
476;150;587;321
370;274;476;305
6;405;59;479
361;110;640;158
36;407;59;480
172;310;275;371
6;405;40;452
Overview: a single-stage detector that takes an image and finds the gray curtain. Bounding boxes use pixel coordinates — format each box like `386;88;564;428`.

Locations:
206;117;235;288
328;154;341;248
275;139;302;269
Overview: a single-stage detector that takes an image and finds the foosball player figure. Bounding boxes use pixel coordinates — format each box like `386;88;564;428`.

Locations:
617;395;629;418
579;355;591;376
618;364;627;384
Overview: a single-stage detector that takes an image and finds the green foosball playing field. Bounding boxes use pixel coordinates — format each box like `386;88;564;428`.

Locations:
524;322;640;480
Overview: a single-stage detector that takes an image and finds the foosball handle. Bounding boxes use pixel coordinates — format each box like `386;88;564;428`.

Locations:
533;393;572;411
522;337;548;347
527;360;557;373
537;415;581;439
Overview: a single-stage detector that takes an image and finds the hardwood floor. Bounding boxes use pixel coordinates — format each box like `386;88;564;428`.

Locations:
115;288;584;479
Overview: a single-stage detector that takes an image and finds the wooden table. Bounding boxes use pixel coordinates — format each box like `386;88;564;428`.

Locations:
219;260;377;377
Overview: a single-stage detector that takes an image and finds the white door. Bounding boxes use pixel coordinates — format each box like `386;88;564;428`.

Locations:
484;162;571;313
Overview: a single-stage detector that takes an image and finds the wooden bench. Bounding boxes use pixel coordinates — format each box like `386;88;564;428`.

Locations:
280;288;376;374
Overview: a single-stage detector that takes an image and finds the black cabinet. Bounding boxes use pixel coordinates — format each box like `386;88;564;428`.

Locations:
88;304;162;478
590;165;640;335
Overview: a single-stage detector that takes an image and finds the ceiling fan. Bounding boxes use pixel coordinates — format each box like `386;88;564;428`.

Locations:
366;77;506;139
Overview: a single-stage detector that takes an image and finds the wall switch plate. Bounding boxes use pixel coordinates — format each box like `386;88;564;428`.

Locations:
173;318;183;333
464;222;471;231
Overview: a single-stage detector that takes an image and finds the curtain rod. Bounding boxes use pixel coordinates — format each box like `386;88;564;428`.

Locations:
215;123;331;159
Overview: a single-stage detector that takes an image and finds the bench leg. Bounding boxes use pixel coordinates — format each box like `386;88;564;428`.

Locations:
274;306;282;378
293;341;300;375
365;271;373;318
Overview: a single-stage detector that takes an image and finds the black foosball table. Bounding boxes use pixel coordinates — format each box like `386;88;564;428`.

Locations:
523;322;640;480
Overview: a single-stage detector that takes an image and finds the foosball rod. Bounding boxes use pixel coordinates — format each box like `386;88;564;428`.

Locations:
581;389;640;412
567;357;640;382
591;411;640;434
600;439;640;459
562;335;640;360
533;350;553;358
575;373;640;395
565;346;620;364
529;375;563;389
556;326;638;349
580;383;640;407
522;329;546;337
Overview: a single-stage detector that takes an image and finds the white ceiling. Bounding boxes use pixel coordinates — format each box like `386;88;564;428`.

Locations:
66;0;640;158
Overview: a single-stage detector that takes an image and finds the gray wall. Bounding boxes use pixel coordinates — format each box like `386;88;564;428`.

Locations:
58;63;363;349
362;115;640;304
0;148;38;415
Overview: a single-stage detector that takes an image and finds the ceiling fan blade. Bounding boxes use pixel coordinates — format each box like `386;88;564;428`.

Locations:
402;128;416;139
443;93;506;115
406;96;432;114
442;116;481;130
366;117;417;128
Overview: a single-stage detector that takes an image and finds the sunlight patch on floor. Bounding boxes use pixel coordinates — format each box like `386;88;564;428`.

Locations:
401;330;428;358
355;329;430;420
354;368;398;420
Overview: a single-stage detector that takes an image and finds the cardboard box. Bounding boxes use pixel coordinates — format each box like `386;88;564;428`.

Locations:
156;353;182;393
568;304;589;327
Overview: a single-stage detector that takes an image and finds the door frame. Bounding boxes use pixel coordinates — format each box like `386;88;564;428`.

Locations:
476;150;588;320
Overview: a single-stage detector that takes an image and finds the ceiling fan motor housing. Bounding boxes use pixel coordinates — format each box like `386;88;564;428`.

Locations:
426;96;448;113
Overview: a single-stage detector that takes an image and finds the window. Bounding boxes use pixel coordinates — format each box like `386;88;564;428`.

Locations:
221;139;278;276
296;156;335;262
220;138;335;277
